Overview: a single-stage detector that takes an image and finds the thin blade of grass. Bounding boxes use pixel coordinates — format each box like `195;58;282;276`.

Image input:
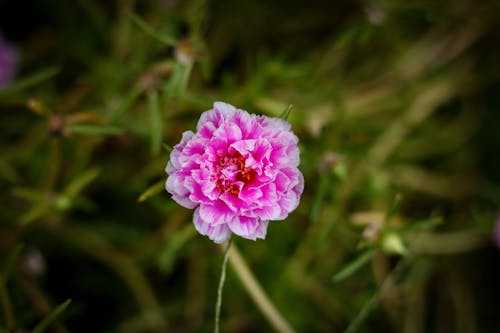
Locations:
128;11;176;46
11;187;45;203
109;85;144;122
0;276;15;330
0;67;59;97
138;180;165;202
162;143;173;153
384;193;402;223
0;245;23;330
63;168;100;198
19;204;49;226
403;216;443;232
162;62;184;102
333;250;373;283
32;299;71;333
278;104;293;120
0;159;19;182
158;225;196;273
148;90;163;156
310;176;330;222
1;244;24;279
67;124;123;136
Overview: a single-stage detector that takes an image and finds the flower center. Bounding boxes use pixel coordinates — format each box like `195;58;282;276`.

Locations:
215;151;256;195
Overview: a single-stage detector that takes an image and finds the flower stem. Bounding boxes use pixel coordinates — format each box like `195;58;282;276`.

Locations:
214;239;232;333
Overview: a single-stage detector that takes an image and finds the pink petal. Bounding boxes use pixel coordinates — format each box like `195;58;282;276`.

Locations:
214;122;242;141
230;139;256;155
253;220;270;239
220;191;244;212
276;192;300;220
263;117;291;131
228;216;268;240
166;177;197;209
193;208;232;243
233;110;255;138
198;122;217;138
239;186;262;202
213;101;237;118
274;171;290;193
199;201;235;225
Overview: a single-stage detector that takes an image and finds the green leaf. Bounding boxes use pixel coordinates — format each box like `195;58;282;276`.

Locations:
334;25;364;49
148;91;163;156
0;275;15;330
158;225;195;273
403;216;443;232
32;299;71;333
162;143;173;152
310;176;330;222
0;67;59;97
67;124;123;136
19;204;49;226
0;245;24;330
333;250;373;282
109;85;144;122
162;62;188;102
1;244;24;280
63;168;100;199
128;11;176;46
0;159;19;182
11;187;45;203
278;104;293;120
138;180;165;202
384;193;402;223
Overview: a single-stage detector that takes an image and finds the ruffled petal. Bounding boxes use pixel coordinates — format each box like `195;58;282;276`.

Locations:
228;216;268;240
199;201;235;225
193;208;232;243
213;101;238;118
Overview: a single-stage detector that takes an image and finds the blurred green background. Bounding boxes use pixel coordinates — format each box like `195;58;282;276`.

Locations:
1;0;500;332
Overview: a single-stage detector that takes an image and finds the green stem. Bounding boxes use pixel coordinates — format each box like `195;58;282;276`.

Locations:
214;239;232;333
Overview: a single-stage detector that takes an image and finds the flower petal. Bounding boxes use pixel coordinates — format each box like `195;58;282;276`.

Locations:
214;101;237;118
199;201;235;225
228;216;268;240
193;208;232;243
214;121;242;142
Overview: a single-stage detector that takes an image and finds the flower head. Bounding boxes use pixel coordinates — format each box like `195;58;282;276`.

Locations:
166;102;304;243
0;37;18;88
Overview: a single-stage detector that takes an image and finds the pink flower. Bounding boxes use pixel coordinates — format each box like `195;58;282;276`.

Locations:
166;102;304;243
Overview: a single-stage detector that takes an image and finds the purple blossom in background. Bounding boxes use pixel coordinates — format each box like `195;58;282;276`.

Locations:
494;213;500;248
0;37;18;88
166;102;304;243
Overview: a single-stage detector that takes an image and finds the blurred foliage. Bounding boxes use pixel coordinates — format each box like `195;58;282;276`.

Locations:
1;0;500;332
